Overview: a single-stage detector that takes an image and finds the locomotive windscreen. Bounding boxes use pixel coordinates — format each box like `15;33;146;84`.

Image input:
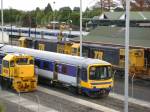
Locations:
89;66;111;80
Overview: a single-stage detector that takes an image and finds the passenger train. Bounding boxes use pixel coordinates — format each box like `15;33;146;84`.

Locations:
0;44;113;97
1;27;88;39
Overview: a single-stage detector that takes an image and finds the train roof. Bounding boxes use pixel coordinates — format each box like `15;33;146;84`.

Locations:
0;44;111;67
3;26;89;36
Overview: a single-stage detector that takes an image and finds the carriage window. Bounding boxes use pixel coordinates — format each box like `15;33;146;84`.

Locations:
72;48;78;54
16;58;28;65
81;68;87;82
29;60;34;64
3;60;9;68
35;60;40;68
120;55;125;60
43;61;49;70
62;65;67;74
10;61;15;67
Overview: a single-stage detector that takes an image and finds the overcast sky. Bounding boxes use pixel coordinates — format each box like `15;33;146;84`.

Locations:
3;0;98;11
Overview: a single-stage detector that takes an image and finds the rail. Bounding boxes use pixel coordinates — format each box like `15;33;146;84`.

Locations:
17;93;41;112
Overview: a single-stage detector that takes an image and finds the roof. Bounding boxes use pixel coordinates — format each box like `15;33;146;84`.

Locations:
73;26;150;48
94;11;150;20
0;44;111;67
3;53;32;61
19;37;27;41
3;54;14;61
104;12;124;20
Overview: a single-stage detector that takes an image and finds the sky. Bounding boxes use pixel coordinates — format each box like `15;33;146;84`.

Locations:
3;0;98;11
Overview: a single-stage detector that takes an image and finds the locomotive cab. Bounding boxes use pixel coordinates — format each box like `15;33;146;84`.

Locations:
19;37;33;48
79;64;113;97
0;54;37;92
71;43;80;56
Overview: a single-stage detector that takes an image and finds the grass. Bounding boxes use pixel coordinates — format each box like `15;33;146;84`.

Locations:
0;103;5;112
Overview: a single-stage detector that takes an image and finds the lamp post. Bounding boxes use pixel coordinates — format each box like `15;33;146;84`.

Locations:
53;1;55;30
124;0;130;112
1;0;4;44
80;0;82;57
29;13;31;38
69;20;72;38
35;11;37;39
10;7;13;45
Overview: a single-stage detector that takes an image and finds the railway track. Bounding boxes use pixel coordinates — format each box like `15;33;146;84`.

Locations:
1;78;150;112
37;86;150;112
3;84;148;112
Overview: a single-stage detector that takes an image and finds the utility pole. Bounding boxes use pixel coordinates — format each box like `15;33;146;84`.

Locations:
10;7;12;45
80;0;82;57
108;0;111;11
125;0;130;112
29;14;31;38
1;0;4;44
53;1;55;30
100;0;103;13
35;11;37;39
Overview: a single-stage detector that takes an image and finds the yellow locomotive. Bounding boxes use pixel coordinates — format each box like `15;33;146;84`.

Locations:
0;53;37;92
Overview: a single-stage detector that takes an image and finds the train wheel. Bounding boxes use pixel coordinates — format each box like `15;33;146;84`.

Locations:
49;80;55;87
68;86;78;94
86;92;98;98
0;76;3;89
1;77;7;90
100;91;109;98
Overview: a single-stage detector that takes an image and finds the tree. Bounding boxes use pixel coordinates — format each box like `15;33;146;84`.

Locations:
73;7;80;12
59;7;72;22
44;3;52;14
36;7;41;12
70;12;80;26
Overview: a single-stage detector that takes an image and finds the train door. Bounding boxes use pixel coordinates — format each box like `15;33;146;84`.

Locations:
53;62;58;81
77;67;81;86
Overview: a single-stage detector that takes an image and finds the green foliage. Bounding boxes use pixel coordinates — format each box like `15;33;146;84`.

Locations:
70;12;80;26
2;3;103;28
73;7;80;12
44;3;52;14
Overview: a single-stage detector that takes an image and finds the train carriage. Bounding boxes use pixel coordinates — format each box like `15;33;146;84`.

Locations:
0;44;113;97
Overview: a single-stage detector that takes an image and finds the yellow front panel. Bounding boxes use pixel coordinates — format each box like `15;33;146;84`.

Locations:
129;49;144;67
89;78;113;89
80;78;113;89
16;65;34;77
80;80;92;89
